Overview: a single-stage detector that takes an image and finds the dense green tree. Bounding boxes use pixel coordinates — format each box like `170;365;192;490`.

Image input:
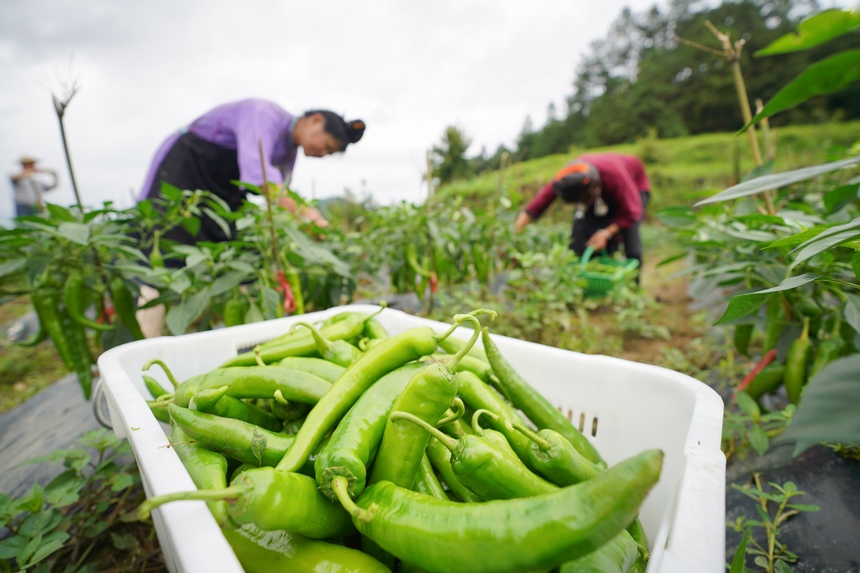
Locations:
431;126;472;185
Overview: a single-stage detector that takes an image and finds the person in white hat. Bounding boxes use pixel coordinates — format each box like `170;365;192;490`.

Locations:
10;155;58;217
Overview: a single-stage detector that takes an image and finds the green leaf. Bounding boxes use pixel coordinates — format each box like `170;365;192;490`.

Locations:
19;510;62;538
184;248;209;269
714;274;820;324
160;182;182;202
791;230;860;268
773;560;794;573
109;472;137;492
180;216;202;238
788;503;821;512
15;484;45;515
18;534;41;567
167;271;192;295
0;535;28;559
109;532;139;551
137;199;154;217
45;203;75;222
755;9;860;56
736;391;761;418
655;206;696;227
729;531;749;573
165;288;212;335
44;473;84;508
853;252;860;281
765;226;827;250
749;424;770;456
209;271;249;298
777;355;860;455
844;294;860;334
743;50;860;130
228;260;256;274
824;183;860;213
0;258;27;279
695;156;860;206
57;222;90;245
26;531;69;566
201;207;232;239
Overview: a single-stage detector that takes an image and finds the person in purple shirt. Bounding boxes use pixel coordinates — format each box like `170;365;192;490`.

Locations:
139;98;365;248
514;152;651;281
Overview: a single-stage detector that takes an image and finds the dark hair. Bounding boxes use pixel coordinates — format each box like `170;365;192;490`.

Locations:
552;162;599;204
303;110;365;151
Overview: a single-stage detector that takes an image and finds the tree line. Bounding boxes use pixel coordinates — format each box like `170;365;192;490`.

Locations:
432;0;859;185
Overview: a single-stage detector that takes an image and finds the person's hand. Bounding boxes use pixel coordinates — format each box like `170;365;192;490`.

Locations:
514;211;532;233
586;229;612;251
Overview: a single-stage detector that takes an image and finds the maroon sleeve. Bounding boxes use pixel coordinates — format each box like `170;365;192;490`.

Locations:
524;181;557;219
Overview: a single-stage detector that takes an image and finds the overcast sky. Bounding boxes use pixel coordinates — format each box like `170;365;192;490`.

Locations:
0;0;841;227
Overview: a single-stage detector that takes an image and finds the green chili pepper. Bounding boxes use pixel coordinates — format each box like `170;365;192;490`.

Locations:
133;466;354;539
143;374;170;399
224;292;249;328
785;317;812;405
367;318;482;492
64;273;114;331
168;403;296;468
147;399;171;424
741;363;785;401
455;370;536;468
60;299;94;399
270;392;312;422
314;362;427;501
506;419;602;486
363;317;389;340
276;319;465;473
170;425;229;525
31;287;76;371
763;295;784;352
224;308;383;367
432;353;493;382
222;523;392;573
413;453;449;501
482;327;605;467
810;316;845;378
391;411;556;501
174;367;331;408
284;266;305;316
331;449;663;573
425;437;483;503
189;386;283;432
733;324;753;357
438;334;488;362
278;357;345;383
110;276;145;340
558;529;638;573
291;321;364;367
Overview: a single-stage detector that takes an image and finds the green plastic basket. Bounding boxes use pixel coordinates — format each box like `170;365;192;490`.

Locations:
577;246;640;296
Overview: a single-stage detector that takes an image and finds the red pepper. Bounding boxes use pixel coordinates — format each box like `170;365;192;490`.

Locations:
430;271;438;295
274;270;296;314
738;348;777;391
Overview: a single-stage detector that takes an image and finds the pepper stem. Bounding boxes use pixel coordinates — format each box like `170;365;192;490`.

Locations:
436;397;466;427
123;486;244;522
444;315;482;372
290;322;331;355
390;411;458;452
505;419;551;451
331;476;376;523
142;359;179;389
253;346;266;367
189;386;228;411
471;409;499;435
362;301;387;323
273;389;290;406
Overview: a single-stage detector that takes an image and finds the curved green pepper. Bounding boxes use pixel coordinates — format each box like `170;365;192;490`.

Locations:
331;449;663;573
785;317;812;405
64;273;114;331
170;425;229;525
110;276;145;340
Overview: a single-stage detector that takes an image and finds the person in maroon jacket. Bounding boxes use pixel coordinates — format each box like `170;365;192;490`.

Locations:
514;152;651;277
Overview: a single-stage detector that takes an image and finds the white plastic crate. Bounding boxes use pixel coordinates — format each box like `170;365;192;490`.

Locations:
97;304;726;573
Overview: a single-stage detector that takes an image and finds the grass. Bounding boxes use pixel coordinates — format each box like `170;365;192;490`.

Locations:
432;120;860;213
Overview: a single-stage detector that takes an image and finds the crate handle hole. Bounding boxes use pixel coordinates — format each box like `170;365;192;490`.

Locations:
591;417;598;437
578;413;585;433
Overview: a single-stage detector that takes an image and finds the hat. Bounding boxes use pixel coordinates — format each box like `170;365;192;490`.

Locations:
552;162;599;204
18;155;38;165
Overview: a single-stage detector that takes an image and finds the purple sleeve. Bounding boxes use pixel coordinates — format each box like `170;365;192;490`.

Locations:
524;182;558;219
234;102;287;186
